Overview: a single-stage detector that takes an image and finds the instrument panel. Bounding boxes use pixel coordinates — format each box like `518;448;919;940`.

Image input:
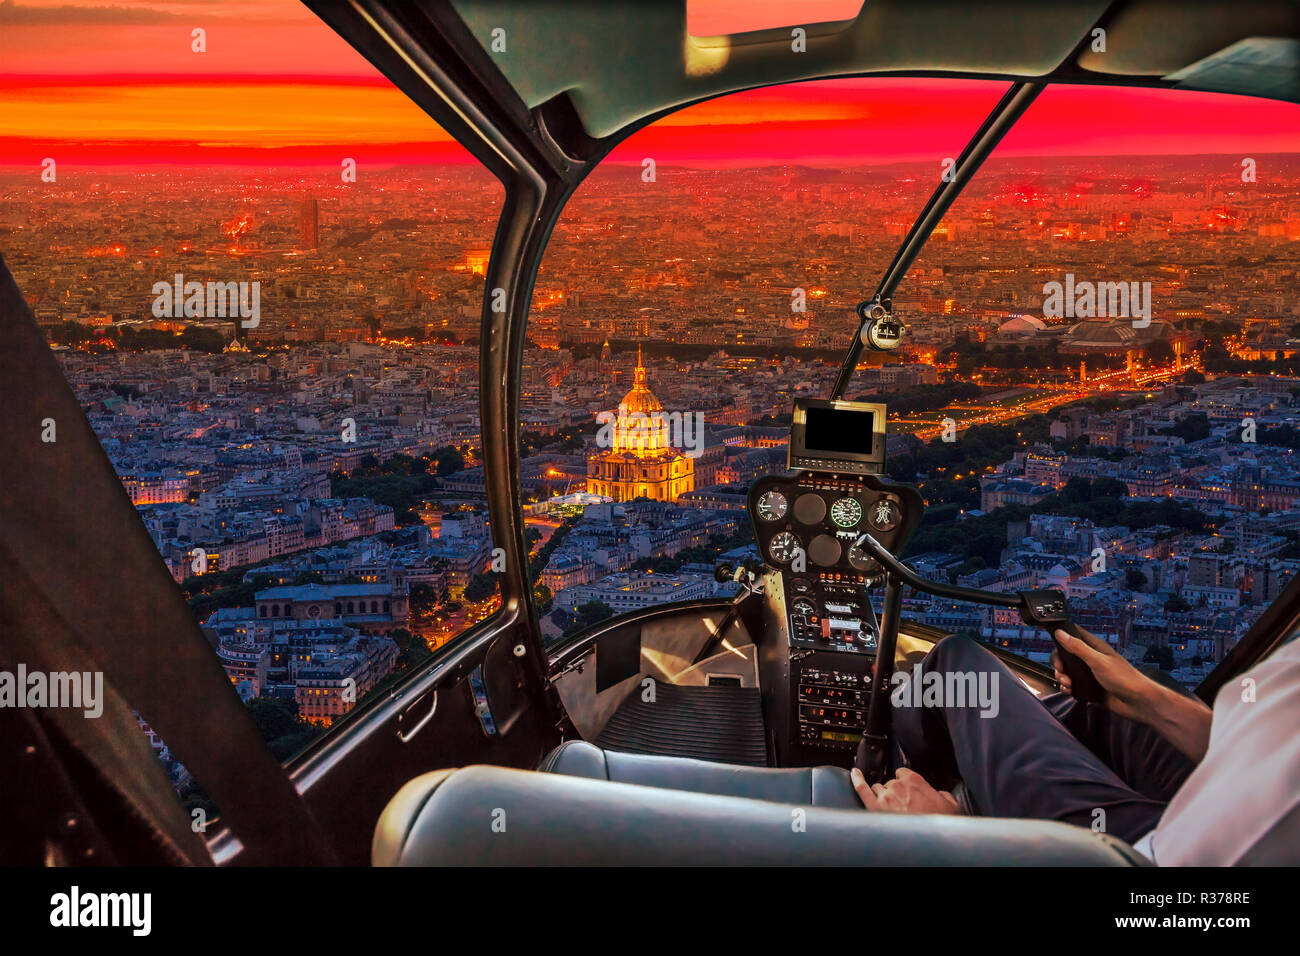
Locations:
749;470;924;759
748;472;922;585
796;666;871;748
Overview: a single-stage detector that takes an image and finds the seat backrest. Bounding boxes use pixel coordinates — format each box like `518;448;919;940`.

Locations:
373;765;1149;866
540;739;864;808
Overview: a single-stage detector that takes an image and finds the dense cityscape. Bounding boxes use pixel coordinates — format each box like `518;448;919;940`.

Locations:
4;149;1300;803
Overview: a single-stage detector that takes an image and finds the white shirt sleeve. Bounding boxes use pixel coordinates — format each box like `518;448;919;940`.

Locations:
1131;828;1156;861
1147;637;1300;866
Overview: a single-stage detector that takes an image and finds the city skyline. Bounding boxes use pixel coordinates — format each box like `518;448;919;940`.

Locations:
5;30;1300;813
10;140;1300;810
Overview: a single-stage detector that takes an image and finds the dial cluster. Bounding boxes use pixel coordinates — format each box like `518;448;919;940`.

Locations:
747;474;915;577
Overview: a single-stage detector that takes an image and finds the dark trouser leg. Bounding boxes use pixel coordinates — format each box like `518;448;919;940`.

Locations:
890;636;1172;844
1044;693;1196;803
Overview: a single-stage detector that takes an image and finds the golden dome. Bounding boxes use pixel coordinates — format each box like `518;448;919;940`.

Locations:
619;345;662;414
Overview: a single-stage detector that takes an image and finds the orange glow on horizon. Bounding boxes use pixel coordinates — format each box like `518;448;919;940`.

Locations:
0;75;460;166
1;1;1299;168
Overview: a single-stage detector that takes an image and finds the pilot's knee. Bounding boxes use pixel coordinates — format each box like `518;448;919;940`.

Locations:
926;634;994;669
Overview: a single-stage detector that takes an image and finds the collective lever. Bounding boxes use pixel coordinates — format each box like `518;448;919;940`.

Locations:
851;532;1106;704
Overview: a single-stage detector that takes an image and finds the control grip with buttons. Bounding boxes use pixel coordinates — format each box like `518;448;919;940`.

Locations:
1016;590;1106;706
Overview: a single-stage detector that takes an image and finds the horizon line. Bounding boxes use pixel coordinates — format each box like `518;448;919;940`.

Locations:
2;151;1294;172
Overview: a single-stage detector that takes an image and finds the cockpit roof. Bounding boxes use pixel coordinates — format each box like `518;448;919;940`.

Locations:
449;0;1300;140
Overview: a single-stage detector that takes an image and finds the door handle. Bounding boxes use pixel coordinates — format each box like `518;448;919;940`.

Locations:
396;689;438;743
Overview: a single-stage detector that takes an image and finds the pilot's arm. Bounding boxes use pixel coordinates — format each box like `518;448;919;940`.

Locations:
1053;627;1212;761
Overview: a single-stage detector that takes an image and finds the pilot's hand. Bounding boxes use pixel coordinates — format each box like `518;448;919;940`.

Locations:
851;766;961;815
1053;627;1150;722
1056;626;1213;759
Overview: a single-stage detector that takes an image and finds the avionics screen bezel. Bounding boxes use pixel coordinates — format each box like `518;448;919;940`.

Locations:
788;398;887;473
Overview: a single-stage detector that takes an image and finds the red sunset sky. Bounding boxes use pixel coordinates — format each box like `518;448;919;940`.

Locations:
1;0;1298;168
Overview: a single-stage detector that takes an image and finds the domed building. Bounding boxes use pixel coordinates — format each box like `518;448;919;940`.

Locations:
586;347;695;502
1060;318;1190;367
1062;319;1139;350
999;314;1048;334
990;314;1051;346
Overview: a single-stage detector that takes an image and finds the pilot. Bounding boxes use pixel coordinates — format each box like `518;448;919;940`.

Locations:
849;628;1300;865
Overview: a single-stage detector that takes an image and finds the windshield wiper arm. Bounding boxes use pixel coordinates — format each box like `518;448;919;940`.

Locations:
829;81;1046;400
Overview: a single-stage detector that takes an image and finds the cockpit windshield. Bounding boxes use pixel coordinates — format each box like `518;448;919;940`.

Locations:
525;76;1300;691
6;0;1300;883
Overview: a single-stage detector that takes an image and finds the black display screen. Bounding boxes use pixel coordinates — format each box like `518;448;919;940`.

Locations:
803;407;876;455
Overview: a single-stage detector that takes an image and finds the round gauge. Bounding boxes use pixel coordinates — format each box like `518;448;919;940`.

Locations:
756;490;788;522
793;493;827;525
848;542;880;573
790;598;817;618
830;496;863;529
768;531;802;565
867;497;901;532
866;316;905;351
808;534;842;567
789;577;815;595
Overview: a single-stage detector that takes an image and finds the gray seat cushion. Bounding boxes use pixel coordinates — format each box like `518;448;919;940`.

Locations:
373;764;1149;866
541;739;862;809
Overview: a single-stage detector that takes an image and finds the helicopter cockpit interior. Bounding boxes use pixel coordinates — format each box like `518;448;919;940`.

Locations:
383;392;1141;867
4;0;1300;880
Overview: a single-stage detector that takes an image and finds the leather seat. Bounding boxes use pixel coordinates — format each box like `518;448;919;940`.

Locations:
540;739;862;808
373;764;1149;866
